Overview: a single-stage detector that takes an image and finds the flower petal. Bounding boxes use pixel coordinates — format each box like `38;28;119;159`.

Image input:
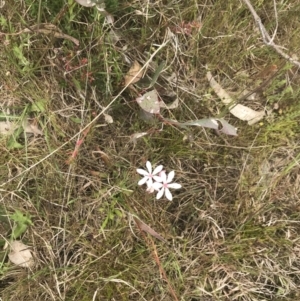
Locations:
138;177;148;185
160;171;167;182
156;187;165;200
167;170;175;183
136;168;149;176
168;183;182;189
146;182;155;193
152;164;163;175
152;182;163;190
153;175;163;182
165;188;173;201
146;161;152;173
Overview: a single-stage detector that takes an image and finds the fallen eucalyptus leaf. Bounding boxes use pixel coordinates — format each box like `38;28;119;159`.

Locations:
182;118;219;130
163;118;188;129
136;90;160;114
206;68;265;125
217;118;238;136
177;118;237;136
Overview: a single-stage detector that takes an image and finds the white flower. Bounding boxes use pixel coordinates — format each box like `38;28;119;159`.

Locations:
136;161;163;187
152;170;181;201
146;180;156;193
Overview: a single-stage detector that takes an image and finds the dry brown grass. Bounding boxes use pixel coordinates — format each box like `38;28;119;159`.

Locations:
1;0;300;300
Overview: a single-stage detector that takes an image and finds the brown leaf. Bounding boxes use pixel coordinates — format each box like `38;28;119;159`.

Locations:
133;216;167;243
256;64;278;79
124;61;143;86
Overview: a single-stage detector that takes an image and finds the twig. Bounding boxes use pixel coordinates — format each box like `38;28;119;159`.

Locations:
242;0;300;68
134;219;179;301
150;239;179;301
0;23;79;46
66;125;91;164
269;0;278;45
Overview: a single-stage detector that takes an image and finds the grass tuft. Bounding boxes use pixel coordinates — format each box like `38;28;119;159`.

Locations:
1;0;300;300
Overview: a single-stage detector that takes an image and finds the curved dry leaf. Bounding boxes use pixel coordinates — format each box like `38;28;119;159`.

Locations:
8;241;34;268
124;61;143;86
232;106;265;125
206;69;265;125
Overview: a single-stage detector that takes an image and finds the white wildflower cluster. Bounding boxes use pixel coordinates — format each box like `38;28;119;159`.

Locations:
136;161;181;201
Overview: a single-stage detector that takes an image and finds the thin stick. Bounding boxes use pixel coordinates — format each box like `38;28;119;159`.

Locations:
134;218;179;301
66;125;91;164
242;0;300;68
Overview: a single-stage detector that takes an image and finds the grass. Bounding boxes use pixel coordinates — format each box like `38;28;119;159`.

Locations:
1;0;300;300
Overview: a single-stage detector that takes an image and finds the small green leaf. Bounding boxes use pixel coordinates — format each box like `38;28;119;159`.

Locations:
9;210;33;239
13;45;29;66
70;117;82;124
7;137;23;149
149;61;166;88
31;99;46;112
